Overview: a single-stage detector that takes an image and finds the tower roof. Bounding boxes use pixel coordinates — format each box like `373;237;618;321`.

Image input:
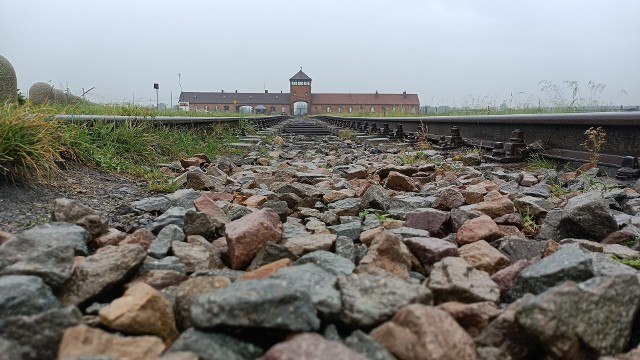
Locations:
289;69;312;82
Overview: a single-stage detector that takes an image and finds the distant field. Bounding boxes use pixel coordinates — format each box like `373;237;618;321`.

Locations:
51;103;243;117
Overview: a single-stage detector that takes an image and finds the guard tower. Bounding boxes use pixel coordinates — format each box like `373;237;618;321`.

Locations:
290;69;312;116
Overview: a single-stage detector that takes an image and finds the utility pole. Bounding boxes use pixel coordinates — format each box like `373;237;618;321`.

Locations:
154;83;159;109
170;91;173;108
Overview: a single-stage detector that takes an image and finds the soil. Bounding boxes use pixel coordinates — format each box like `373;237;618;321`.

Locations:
0;162;155;234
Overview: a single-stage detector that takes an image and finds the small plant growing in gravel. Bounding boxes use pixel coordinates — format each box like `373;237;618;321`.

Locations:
581;127;606;165
519;209;540;237
526;153;557;171
339;129;356;141
375;213;392;222
415;121;433;150
611;256;640;270
399;151;429;165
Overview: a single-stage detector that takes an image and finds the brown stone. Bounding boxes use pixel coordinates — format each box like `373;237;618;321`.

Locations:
356;231;412;279
437;301;502;337
244;195;268;208
494;213;524;229
119;228;155;250
193;195;231;222
459;240;511;275
403;237;459;269
58;244;147;306
99;282;179;344
385;171;418;192
225;208;283;269
51;198;109;240
456;215;503;245
474;195;515;219
490;259;536;298
322;190;351;204
382;219;405;230
93;228;127;248
359;227;385;247
174;276;231;330
0;230;13;245
543;240;560;257
432;187;466;211
258;333;368;360
159;351;199;360
462;184;488;205
405;209;450;238
132;270;189;290
282;233;336;257
171;241;224;272
58;324;165;360
199;192;234;203
186;172;224;191
497;225;525;239
238;258;293;281
370;304;477;360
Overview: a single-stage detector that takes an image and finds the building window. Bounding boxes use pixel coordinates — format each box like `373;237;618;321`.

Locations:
205;105;209;111
215;105;219;111
370;106;375;112
305;93;307;97
392;107;396;111
337;107;342;112
349;107;352;113
281;107;285;112
293;92;296;96
326;107;331;113
412;107;416;113
224;106;229;112
270;106;276;113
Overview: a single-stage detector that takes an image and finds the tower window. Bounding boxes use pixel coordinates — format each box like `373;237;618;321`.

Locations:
370;106;375;112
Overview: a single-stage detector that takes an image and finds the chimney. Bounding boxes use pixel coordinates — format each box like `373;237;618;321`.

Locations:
375;90;379;97
403;91;407;98
265;90;268;93
221;90;224;93
235;90;238;93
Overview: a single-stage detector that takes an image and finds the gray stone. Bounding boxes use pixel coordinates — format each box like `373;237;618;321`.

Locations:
138;256;189;275
328;198;362;217
0;225;78;289
168;328;263;360
335;236;356;263
184;210;224;240
272;264;342;318
337;273;433;328
191;269;245;282
296;250;355;276
247;242;299;271
360;185;391;211
0;275;61;318
296;172;330;184
0;305;82;360
403;237;458;269
506;244;594;302
226;204;253;221
427;257;500;304
130;196;171;214
513;196;554;218
328;222;362;241
344;330;396;360
148;207;191;233
522;182;550;198
449;209;483;232
333;164;367;180
557;192;618;241
282;219;310;239
361;214;382;231
516;274;640;358
165;189;202;208
535;209;563;241
148;224;184;259
387;196;435;220
405;208;450;238
498;237;547;262
191;278;320;331
262;200;290;222
57;244;147;306
390;226;430;239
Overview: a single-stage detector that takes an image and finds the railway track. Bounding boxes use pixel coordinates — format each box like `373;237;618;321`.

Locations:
54;112;640;178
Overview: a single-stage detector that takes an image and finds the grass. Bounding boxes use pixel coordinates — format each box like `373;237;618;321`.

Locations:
51;102;246;117
338;129;356;141
611;256;640;270
0;103;240;192
398;151;430;165
526;154;557;171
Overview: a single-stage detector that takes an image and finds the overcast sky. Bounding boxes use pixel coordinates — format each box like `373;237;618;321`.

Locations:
2;0;639;107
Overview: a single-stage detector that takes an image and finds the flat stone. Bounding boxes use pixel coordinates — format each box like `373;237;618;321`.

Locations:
384;171;418;192
403;236;458;270
191;278;320;331
337;273;433;328
557;192;618;241
224;208;283;270
167;328;263;360
370;304;477;360
57;244;147;306
328;198;362;217
171;241;223;273
58;324;165;360
328;222;362;241
513;196;554;218
516;274;640;358
165;188;202;208
295;250;355;276
119;228;155;250
138;256;189;275
131;196;171;214
490;259;536;298
427;256;500;304
335;236;357;263
99;282;178;345
474;195;515;219
248;242;299;271
282;233;337;257
497;237;547;262
239;258;293;281
360;185;391;211
333;164;368;180
390;226;430;239
259;333;368;360
133;269;188;290
432;187;465;211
